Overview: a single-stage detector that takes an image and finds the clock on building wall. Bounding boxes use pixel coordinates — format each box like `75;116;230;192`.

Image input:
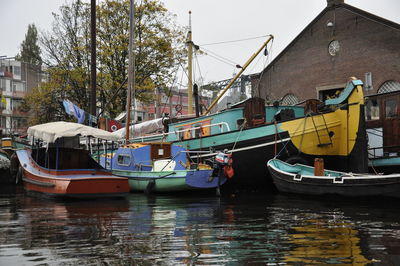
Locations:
328;40;340;56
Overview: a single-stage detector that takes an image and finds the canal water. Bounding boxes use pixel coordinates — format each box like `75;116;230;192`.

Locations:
1;184;400;265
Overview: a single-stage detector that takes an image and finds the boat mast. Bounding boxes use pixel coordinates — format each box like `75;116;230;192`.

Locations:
204;35;274;115
125;0;135;142
90;0;96;120
187;11;193;115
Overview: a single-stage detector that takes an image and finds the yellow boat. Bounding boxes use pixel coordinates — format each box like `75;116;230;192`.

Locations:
279;77;368;173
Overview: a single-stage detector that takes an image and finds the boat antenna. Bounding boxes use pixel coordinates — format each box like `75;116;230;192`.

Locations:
187;10;194;115
204;35;274;115
125;0;136;143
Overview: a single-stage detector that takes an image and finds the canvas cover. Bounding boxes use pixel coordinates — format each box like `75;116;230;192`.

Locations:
27;121;120;143
111;118;164;139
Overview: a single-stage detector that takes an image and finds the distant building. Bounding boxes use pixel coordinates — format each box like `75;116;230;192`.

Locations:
117;87;213;124
144;87;213;120
0;58;44;136
201;75;252;113
252;0;400;103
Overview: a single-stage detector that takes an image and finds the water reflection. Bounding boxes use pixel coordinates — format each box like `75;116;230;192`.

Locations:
269;194;400;265
0;187;130;265
1;187;400;264
126;195;227;264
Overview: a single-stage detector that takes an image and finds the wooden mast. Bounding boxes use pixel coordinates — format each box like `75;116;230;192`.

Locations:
125;0;135;142
90;0;96;120
204;35;274;115
187;11;193;115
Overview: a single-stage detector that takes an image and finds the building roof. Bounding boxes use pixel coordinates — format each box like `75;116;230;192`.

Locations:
254;1;400;79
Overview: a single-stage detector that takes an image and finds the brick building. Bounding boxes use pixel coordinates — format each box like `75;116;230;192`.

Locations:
253;0;400;104
0;58;44;136
144;87;212;120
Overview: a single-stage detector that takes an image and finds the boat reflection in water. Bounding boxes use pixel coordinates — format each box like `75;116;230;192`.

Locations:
1;187;400;264
0;190;129;265
283;218;370;264
270;194;400;265
126;194;228;264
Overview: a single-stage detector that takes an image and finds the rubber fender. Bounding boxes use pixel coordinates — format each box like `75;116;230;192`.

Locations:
285;156;309;166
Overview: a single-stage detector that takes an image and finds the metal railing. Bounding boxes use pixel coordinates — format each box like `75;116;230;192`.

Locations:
368;145;400;158
130;121;231;143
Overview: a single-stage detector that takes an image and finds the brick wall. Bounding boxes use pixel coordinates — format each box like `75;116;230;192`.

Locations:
256;5;400;103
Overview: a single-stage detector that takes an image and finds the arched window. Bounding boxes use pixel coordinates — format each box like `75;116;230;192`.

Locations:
377;80;400;94
281;94;299;105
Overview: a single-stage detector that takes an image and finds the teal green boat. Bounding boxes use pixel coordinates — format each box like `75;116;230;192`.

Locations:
100;142;228;193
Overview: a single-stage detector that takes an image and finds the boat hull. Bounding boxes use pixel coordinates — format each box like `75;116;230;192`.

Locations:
194;130;292;188
268;159;400;198
17;150;130;198
184;126;364;188
113;169;227;192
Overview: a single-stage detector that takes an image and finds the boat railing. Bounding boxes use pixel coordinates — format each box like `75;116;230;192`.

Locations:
368;145;400;158
101;149;215;171
130;122;231;143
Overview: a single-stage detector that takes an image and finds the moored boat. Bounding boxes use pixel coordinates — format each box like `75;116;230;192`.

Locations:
130;78;368;188
100;142;229;193
16;121;130;198
267;158;400;198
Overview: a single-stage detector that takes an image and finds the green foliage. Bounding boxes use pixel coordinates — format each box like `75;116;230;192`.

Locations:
16;24;42;65
26;0;185;125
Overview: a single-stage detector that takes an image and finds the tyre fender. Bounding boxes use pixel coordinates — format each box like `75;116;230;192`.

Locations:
15;166;23;185
285;156;309;166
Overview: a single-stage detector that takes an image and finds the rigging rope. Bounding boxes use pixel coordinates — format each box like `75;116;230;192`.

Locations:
231;119;247;151
274;114;310;159
200;35;270;46
199;47;239;67
160;65;180;115
253;38;274;96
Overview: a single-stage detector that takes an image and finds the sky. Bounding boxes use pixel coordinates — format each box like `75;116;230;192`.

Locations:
1;0;399;85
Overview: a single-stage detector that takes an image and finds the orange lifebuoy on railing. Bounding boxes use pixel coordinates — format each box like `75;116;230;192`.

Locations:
223;153;234;178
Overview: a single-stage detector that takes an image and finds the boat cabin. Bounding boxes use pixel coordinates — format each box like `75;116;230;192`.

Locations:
102;142;188;172
365;91;400;158
30;136;104;170
165;97;304;142
32;146;104;170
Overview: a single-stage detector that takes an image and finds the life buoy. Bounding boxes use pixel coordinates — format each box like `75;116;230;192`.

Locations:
223;154;234;178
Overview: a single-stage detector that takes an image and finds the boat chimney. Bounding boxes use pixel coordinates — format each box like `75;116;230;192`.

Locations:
193;83;200;117
327;0;344;7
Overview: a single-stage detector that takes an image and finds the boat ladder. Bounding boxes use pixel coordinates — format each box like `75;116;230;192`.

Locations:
310;114;333;147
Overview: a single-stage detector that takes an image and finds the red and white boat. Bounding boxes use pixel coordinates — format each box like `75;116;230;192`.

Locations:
16;121;130;198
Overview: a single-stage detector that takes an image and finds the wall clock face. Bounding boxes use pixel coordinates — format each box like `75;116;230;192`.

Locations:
328;40;340;56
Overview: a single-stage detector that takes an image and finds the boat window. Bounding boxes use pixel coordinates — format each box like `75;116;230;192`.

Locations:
378;80;400;94
117;154;131;166
176;127;184;140
281;94;299;105
365;99;379;120
194;124;202;138
385;99;397;118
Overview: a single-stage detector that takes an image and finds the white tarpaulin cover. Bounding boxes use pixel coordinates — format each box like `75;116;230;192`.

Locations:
111;118;164;139
27;121;120;143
